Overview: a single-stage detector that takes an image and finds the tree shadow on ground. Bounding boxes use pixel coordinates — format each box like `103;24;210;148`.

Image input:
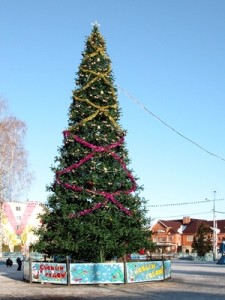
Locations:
0;265;24;281
1;290;225;300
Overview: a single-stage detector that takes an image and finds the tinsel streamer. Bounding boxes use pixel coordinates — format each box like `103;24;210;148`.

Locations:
56;131;136;217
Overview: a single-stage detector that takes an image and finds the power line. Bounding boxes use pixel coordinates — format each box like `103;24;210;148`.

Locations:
117;85;225;163
147;198;225;208
151;210;213;220
216;211;225;214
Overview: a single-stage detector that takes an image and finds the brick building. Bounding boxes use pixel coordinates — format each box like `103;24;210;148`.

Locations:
151;216;225;254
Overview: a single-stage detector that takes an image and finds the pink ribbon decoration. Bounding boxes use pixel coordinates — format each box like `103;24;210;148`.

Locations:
56;130;137;217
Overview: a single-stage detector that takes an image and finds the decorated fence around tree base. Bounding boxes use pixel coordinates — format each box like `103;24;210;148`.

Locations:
23;258;171;285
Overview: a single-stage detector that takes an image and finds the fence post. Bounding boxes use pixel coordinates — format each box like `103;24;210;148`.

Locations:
29;257;32;284
66;256;70;286
162;255;165;281
123;255;127;284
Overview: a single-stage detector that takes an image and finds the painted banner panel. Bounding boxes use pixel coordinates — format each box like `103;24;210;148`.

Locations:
31;262;67;284
126;261;165;283
163;260;171;279
70;263;124;284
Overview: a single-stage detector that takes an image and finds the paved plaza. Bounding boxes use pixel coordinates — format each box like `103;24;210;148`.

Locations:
0;259;225;299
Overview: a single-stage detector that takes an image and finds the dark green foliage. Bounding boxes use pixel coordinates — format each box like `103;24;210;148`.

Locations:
33;26;155;262
192;222;212;256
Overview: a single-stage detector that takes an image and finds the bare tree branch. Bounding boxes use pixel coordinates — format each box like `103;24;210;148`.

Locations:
0;98;33;201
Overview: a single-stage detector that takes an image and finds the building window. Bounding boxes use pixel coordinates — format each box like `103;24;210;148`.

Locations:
16;216;21;220
158;237;166;242
187;235;193;242
17;234;21;239
168;236;173;242
16;225;21;230
16;206;21;211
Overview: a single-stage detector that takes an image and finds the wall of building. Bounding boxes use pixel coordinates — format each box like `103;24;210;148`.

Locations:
151;223;181;253
151;218;225;254
2;201;44;254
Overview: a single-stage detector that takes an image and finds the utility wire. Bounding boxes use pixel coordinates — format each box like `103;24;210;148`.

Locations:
117;85;225;163
147;198;225;208
152;210;213;220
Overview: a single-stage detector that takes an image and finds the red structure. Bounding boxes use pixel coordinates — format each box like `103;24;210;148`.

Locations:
151;217;225;254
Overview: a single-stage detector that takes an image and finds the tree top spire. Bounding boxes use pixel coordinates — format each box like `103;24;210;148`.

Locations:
91;21;101;29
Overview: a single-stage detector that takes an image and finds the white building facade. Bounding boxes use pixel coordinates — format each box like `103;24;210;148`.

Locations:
2;201;44;254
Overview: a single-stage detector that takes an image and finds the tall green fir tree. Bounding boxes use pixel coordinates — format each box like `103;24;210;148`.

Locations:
34;25;155;262
192;222;212;257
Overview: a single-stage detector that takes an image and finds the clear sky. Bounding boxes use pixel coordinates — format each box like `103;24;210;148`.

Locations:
1;0;225;222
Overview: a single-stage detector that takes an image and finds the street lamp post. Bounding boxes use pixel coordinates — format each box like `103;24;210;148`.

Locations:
213;191;217;262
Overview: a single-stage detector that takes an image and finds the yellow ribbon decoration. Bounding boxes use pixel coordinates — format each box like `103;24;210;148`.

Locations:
86;33;108;59
79;66;115;96
74;95;121;130
75;95;117;110
86;46;107;59
73;39;122;132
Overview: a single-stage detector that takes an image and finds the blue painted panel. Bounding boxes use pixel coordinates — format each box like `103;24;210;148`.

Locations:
164;260;171;279
126;261;164;283
70;263;124;284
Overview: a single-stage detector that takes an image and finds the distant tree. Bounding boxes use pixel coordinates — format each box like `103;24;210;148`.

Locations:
0;98;32;201
0;97;32;255
33;25;155;262
192;222;212;256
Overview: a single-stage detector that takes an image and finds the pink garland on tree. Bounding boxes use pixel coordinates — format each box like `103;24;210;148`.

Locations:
56;130;136;217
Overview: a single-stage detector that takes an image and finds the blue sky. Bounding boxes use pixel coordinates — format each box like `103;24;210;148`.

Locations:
1;0;225;221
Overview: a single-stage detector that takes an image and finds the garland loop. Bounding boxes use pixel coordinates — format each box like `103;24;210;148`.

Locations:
56;131;136;218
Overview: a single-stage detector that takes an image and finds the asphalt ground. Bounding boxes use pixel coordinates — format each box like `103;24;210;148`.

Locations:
1;259;225;299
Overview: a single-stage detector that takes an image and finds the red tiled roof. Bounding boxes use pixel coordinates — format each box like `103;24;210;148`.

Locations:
208;220;225;233
157;218;208;234
159;220;182;232
155;218;225;235
182;219;207;234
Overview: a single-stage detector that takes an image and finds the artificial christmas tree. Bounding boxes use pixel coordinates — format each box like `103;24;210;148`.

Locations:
34;25;154;262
